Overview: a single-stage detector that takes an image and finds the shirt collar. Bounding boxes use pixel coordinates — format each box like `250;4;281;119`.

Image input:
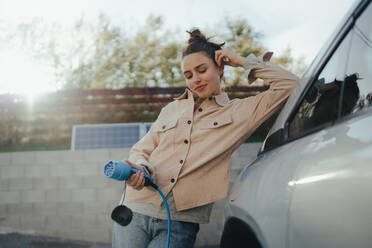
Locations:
174;88;230;107
213;92;230;106
174;88;191;100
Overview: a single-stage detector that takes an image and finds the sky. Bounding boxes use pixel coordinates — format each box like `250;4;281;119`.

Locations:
0;0;356;96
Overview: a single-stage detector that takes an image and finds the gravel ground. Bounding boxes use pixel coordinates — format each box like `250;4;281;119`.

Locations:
0;233;218;248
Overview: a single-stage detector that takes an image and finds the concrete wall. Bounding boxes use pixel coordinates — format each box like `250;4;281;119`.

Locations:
0;143;261;246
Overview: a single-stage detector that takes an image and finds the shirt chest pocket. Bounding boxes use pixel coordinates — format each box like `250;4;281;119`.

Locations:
200;113;233;130
154;118;178;152
155;118;178;132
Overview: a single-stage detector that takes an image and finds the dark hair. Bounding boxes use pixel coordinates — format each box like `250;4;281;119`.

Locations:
182;28;225;66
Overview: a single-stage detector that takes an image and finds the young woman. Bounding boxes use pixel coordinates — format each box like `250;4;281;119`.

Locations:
112;29;299;248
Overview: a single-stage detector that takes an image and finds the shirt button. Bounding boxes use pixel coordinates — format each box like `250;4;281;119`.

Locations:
184;139;188;144
162;125;166;129
171;178;175;183
198;108;203;112
179;160;183;164
213;122;218;126
187;120;192;124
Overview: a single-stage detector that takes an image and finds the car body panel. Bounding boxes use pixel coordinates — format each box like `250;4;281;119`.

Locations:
223;0;372;247
227;140;301;248
288;112;372;248
226;111;372;248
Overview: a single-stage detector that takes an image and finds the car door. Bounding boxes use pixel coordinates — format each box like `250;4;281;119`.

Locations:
224;29;353;246
287;2;372;247
224;2;372;248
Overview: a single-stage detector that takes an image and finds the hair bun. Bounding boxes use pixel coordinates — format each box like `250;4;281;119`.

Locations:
187;28;208;44
182;28;225;66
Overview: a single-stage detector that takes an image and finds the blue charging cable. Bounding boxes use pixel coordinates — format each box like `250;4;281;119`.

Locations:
104;160;171;248
155;187;171;248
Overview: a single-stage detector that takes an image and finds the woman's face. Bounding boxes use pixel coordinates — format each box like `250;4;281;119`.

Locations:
182;51;223;99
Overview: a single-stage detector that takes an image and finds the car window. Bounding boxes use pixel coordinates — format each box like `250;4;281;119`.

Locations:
288;31;353;140
342;2;372;115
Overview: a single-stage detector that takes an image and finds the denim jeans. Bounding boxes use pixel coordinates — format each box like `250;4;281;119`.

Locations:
112;212;200;248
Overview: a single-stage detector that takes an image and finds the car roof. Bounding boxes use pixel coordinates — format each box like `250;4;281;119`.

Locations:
266;0;370;141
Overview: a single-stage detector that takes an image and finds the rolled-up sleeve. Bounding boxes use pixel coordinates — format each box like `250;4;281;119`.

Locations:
231;54;300;144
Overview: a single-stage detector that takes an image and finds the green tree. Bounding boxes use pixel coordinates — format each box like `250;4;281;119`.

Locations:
210;17;306;86
63;15;184;89
1;14;305;90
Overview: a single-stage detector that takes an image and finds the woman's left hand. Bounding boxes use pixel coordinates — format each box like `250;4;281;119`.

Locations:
215;48;245;68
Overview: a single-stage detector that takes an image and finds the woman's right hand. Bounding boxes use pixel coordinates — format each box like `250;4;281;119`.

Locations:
125;160;146;191
215;48;246;67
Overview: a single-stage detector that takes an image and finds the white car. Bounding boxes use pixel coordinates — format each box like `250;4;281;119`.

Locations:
221;0;372;247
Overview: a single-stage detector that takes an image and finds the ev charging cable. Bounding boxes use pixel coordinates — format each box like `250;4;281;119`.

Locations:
104;160;171;248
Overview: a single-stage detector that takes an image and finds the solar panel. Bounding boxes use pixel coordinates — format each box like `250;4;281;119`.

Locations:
71;123;152;150
145;123;152;133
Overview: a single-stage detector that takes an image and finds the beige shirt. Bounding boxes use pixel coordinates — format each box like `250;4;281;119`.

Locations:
126;54;299;211
126;190;213;223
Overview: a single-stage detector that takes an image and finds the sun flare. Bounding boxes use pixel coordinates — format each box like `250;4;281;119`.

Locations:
0;48;56;99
